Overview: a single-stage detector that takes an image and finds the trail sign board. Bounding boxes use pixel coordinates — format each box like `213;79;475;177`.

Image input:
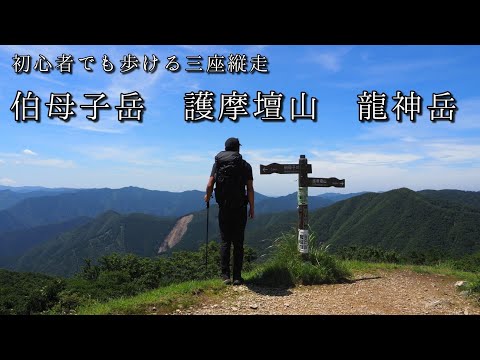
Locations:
260;163;312;174
308;177;345;188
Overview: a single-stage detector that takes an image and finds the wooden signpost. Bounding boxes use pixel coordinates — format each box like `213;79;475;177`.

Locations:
260;155;345;255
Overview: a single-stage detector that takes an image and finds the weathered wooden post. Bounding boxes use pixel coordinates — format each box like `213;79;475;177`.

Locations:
297;155;309;255
260;155;345;256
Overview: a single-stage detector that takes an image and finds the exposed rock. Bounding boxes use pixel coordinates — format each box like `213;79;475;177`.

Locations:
455;281;467;288
425;300;442;307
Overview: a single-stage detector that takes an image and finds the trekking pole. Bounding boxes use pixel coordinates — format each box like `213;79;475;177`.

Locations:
205;201;209;278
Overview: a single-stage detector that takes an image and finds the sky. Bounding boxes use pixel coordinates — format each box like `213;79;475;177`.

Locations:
0;45;479;196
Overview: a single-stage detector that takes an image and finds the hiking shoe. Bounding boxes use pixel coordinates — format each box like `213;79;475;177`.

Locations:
233;278;244;286
221;275;232;285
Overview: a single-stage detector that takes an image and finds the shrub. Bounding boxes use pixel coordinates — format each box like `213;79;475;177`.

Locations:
251;229;350;287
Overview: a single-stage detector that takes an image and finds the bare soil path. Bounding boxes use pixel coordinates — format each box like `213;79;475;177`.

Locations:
173;270;479;315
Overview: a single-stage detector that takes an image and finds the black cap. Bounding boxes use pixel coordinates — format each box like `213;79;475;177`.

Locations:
225;137;241;151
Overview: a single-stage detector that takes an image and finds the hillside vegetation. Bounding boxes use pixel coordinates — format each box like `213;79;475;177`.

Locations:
0;242;256;314
310;188;480;257
0;217;91;262
15;212;176;277
420;189;480;210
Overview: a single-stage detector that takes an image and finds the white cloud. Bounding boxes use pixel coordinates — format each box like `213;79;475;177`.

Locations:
0;159;4;165
0;177;16;186
242;45;268;53
313;150;422;166
303;159;480;194
3;147;480;195
0;151;24;158
400;136;418;143
242;148;296;165
20;158;76;169
452;97;480;129
310;47;353;72
30;72;66;86
52;121;126;134
75;146;165;166
256;157;480;195
356;122;429;142
174;154;211;163
355;116;476;147
0;150;75;169
175;45;233;55
44;111;135;134
363;58;455;77
105;68;163;101
22;149;37;156
425;143;480;163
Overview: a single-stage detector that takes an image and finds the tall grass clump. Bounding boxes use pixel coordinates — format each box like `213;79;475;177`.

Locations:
250;229;351;287
467;276;480;303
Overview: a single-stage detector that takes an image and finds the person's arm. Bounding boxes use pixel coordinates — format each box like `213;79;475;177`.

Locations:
204;163;216;203
247;180;254;219
204;176;215;203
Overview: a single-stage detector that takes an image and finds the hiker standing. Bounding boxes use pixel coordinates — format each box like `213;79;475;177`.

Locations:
204;137;254;285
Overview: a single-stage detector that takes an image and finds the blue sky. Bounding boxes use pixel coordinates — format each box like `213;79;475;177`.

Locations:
0;45;479;196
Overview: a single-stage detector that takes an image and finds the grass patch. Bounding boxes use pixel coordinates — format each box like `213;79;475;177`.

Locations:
77;279;225;315
469;277;480;296
342;259;480;283
406;264;480;282
249;230;351;287
341;260;402;273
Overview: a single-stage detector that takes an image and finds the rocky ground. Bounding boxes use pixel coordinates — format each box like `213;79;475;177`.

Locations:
171;270;480;315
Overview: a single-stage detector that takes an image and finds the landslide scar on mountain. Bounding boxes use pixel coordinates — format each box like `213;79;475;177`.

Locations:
158;214;194;253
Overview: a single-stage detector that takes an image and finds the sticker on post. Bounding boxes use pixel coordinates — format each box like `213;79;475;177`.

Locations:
297;187;308;205
298;229;309;254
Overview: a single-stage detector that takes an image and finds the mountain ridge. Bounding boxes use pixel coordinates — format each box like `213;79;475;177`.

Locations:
4;187;480;277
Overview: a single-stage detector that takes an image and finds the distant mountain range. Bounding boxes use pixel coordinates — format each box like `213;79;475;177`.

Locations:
0;187;207;233
0;186;362;234
0;185;78;193
0;189;76;211
2;186;480;277
255;192;365;214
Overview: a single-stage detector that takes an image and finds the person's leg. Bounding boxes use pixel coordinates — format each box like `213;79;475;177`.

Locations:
232;205;248;282
218;207;232;281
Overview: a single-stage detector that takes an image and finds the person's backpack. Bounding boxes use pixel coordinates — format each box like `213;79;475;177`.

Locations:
214;150;246;208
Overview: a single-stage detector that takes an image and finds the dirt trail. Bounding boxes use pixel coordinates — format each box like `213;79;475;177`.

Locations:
158;214;194;253
174;270;480;315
